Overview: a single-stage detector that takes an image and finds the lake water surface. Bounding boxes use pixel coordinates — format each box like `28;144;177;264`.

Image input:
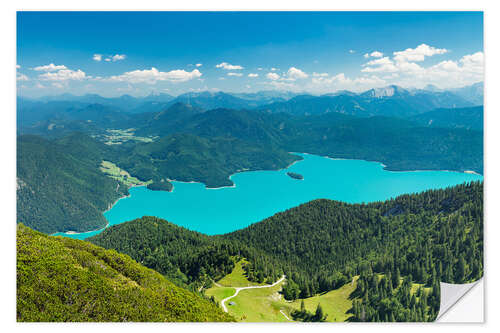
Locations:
56;153;482;239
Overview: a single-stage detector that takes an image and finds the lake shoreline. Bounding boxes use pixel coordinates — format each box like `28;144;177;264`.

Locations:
51;183;146;238
56;153;482;238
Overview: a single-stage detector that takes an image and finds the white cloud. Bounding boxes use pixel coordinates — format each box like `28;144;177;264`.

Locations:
360;45;482;89
393;44;447;63
196;63;202;67
33;63;68;72
227;72;243;77
270;67;278;71
459;52;484;73
105;54;126;62
364;51;384;59
362;57;398;73
216;62;243;70
107;68;202;84
266;72;280;80
349;50;356;54
248;73;259;78
309;72;387;93
267;80;298;91
421;52;483;87
257;67;264;71
38;69;87;81
17;73;29;81
116;84;134;92
287;67;308;80
16;64;20;69
313;72;329;77
93;54;102;61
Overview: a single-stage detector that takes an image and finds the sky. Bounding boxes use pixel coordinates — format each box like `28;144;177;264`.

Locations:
16;11;484;98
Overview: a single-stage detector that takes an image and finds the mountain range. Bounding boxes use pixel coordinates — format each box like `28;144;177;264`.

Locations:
18;83;483;127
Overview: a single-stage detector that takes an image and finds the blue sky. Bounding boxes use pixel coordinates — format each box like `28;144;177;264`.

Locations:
16;11;484;97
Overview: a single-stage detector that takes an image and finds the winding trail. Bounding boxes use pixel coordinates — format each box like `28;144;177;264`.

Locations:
280;309;293;321
220;275;286;312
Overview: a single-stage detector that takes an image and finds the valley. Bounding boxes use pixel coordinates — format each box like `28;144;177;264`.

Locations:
16;85;484;322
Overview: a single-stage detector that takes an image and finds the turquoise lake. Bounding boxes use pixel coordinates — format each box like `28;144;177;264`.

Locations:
56;153;483;239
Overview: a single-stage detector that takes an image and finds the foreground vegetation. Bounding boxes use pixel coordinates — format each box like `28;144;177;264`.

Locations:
16;224;234;322
89;181;483;322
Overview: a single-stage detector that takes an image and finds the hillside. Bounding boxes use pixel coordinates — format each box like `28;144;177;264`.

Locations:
281;114;483;173
114;133;301;188
16;224;234;322
409;106;483;130
89;181;483;321
17;134;128;234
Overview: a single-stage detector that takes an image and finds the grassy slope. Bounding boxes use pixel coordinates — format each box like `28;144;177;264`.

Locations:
230;281;288;322
204;259;356;322
216;259;265;287
205;287;235;303
279;279;358;322
100;160;152;186
17;224;234;322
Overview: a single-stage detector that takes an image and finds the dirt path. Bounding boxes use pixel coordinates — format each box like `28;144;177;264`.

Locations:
280;309;293;321
220;275;286;312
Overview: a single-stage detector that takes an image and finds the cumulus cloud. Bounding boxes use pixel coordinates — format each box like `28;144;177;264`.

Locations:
287;67;308;80
309;72;387;93
266;72;280;80
421;52;484;87
362;57;399;73
107;68;202;84
227;72;243;77
358;45;483;89
312;72;329;77
33;63;68;72
393;44;447;63
365;51;383;58
270;67;278;71
93;54;102;61
38;69;87;81
104;54;126;62
216;62;243;70
248;73;259;78
196;63;202;67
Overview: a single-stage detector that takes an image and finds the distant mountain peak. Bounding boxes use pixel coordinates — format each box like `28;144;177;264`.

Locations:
361;85;408;98
423;84;443;92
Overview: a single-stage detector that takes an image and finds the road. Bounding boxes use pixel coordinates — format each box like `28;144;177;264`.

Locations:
220;275;286;312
